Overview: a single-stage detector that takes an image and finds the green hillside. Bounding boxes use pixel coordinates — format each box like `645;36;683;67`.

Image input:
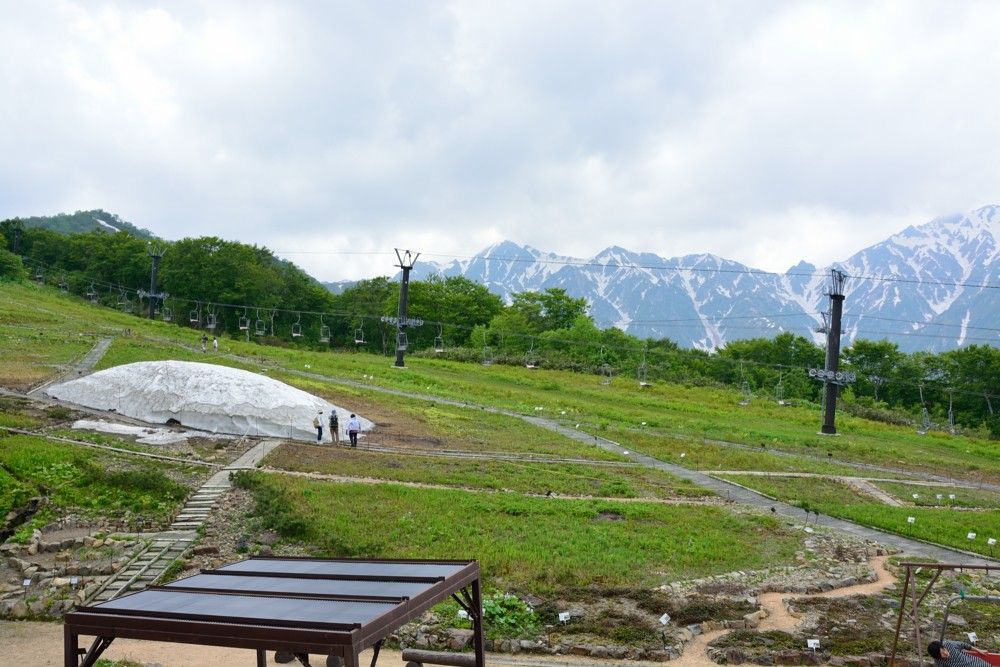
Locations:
14;209;156;238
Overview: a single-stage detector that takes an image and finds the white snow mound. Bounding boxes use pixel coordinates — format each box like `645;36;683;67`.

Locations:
46;360;373;443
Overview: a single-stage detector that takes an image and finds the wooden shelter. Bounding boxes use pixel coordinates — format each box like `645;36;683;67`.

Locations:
64;557;484;667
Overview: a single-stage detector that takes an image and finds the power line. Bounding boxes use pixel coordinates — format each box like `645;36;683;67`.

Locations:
16;260;1000;408
277;248;1000;291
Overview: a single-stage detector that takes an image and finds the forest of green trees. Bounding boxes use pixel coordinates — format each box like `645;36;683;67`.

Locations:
3;218;999;437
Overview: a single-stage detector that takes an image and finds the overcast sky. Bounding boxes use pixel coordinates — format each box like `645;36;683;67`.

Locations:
2;1;999;281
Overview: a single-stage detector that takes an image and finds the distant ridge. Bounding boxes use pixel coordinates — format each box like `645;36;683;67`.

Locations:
16;209;156;239
405;206;1000;352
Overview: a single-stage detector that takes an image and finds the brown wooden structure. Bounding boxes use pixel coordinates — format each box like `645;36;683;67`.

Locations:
63;557;484;667
889;561;998;667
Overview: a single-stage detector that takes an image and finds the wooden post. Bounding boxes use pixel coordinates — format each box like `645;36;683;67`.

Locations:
472;578;485;667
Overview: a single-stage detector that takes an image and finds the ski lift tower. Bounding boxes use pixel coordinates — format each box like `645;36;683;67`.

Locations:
813;269;851;435
146;242;167;320
392;249;420;368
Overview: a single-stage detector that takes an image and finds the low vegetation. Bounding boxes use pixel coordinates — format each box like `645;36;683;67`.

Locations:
264;443;711;499
717;474;1000;557
0;433;200;539
233;471;802;591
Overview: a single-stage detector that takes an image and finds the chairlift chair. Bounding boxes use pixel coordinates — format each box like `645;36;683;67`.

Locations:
161;306;173;322
190;304;202;326
58;276;68;292
433;324;444;353
597;347;612;385
254;313;266;336
637;362;650;387
34;267;44;282
291;313;302;338
238;308;250;331
775;374;786;406
86;283;98;302
396;331;408;351
354;327;366;345
121;296;133;314
524;341;538;369
739;380;751;406
482;346;493;366
319;316;330;343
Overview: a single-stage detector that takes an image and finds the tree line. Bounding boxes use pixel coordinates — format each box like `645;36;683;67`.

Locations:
2;219;998;437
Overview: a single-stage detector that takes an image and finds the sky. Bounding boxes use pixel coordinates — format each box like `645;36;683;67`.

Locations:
2;1;1000;282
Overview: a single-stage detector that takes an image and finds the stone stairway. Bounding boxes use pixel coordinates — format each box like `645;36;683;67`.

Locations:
83;440;283;605
87;531;196;604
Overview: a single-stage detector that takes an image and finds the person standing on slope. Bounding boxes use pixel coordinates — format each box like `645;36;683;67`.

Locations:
328;410;340;445
312;411;323;443
347;413;361;448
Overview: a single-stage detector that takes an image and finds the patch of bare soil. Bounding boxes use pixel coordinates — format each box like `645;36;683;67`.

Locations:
310;386;451;450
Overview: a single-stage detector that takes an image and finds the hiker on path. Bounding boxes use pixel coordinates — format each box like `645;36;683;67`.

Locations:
212;336;218;352
312;412;323;442
928;640;992;667
201;334;208;352
347;413;361;448
328;410;340;445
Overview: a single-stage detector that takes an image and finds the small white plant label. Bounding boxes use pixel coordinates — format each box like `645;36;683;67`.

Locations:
967;532;977;540
949;494;956;500
936;494;943;500
807;639;820;650
558;611;571;623
988;538;997;546
70;577;79;586
22;579;30;587
804;526;814;533
660;613;671;625
907;516;916;524
968;632;978;644
622;450;629;455
457;609;469;619
912;493;920;499
680;452;686;458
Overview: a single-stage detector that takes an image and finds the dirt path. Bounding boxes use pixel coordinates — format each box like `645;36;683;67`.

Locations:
756;555;894;633
667;556;897;667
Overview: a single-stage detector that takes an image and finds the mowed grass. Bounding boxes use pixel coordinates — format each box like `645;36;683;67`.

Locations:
236;471;801;590
264;443;713;499
718;474;1000;557
874;482;1000;509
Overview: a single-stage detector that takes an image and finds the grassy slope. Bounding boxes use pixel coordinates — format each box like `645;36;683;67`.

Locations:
264;443;713;499
718;474;1000;556
0;433;200;537
237;471;800;590
2;281;998;566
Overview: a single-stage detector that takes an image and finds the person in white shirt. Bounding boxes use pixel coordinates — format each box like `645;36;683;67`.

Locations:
347;414;362;447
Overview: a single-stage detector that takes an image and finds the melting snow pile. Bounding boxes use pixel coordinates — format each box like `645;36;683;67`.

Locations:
70;419;230;445
46;360;372;443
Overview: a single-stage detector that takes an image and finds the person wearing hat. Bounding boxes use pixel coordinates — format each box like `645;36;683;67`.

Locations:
312;411;323;442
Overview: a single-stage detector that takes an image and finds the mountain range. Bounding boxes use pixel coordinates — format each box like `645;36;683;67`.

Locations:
407;206;1000;352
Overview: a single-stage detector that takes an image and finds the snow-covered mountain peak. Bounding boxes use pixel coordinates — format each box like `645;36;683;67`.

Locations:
400;207;1000;351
